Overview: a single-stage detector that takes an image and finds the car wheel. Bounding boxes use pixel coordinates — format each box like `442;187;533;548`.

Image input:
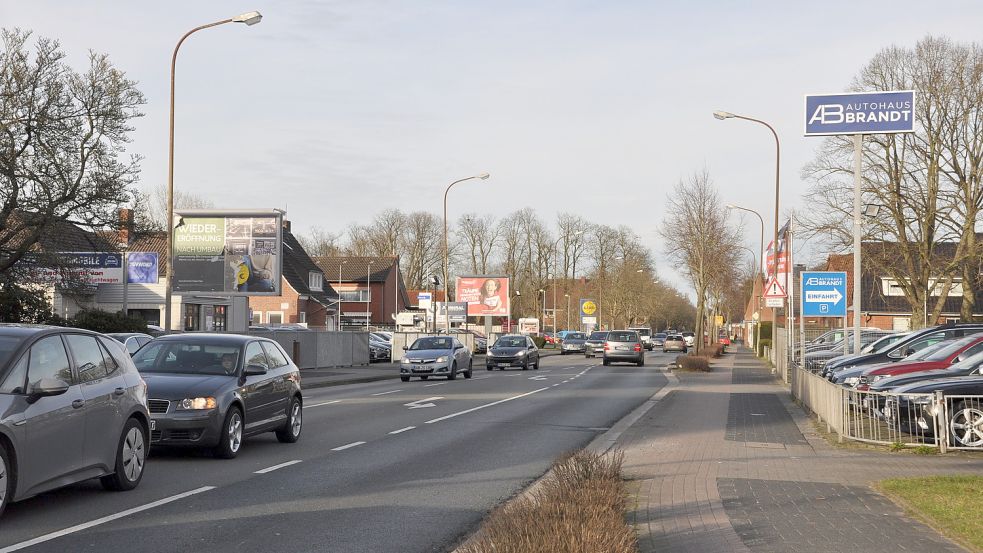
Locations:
214;407;244;459
448;363;457;380
486;365;493;371
522;361;529;370
101;417;147;491
0;442;10;517
465;361;473;379
949;401;983;447
275;396;303;444
421;375;429;380
401;375;410;382
603;358;610;366
533;359;539;370
637;357;645;367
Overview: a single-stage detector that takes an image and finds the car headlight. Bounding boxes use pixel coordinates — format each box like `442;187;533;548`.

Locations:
843;377;860;386
516;350;526;357
177;397;217;410
436;356;448;363
401;358;411;364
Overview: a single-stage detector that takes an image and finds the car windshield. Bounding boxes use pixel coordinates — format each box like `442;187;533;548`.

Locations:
589;332;608;340
495;336;526;347
682;332;694;337
866;333;907;353
607;331;636;342
410;337;453;350
565;333;587;340
0;336;20;368
132;341;241;375
654;333;667;339
902;340;951;361
667;335;683;340
919;336;981;361
953;349;983;370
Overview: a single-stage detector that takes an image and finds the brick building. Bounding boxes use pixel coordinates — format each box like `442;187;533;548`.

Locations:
312;256;409;330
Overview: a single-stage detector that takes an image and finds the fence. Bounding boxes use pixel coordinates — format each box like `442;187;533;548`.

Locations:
791;365;983;451
246;330;370;369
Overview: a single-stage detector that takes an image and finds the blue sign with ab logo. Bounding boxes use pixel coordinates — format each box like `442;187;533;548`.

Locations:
804;90;915;136
801;271;847;318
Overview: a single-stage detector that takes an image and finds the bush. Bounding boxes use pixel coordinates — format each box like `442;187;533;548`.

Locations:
531;336;547;349
70;309;147;333
459;450;635;553
757;339;772;357
676;354;710;371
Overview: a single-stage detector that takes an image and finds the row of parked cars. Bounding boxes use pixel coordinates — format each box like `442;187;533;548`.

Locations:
0;324;305;516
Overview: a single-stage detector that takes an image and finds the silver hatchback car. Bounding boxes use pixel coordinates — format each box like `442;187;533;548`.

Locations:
0;325;150;517
603;330;645;366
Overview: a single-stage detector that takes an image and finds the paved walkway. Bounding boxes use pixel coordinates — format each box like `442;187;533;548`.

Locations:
618;347;983;553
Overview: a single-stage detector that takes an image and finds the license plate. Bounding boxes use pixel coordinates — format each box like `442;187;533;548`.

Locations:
498;363;510;367
150;419;156;431
413;367;431;373
616;346;629;351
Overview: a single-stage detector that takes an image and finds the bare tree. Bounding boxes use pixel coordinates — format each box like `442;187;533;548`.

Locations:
147;183;214;228
0;29;145;273
400;211;443;289
456;213;499;274
297;226;343;257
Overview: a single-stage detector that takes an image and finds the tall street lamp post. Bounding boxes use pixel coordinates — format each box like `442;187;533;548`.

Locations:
366;261;374;331
728;204;766;350
565;293;571;331
163;11;263;332
337;258;348;330
714;110;781;361
442;173;490;333
539;288;546;332
551;230;585;333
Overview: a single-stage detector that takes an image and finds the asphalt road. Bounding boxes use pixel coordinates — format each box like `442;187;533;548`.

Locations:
0;349;671;553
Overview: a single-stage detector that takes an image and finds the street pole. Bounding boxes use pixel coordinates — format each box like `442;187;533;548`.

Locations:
366;261;373;331
337;259;347;331
540;288;546;333
566;294;571;332
852;134;863;354
442;173;490;334
163;11;262;333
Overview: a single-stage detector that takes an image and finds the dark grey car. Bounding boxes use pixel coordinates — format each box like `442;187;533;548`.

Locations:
486;335;540;370
603;330;645;366
0;325;150;517
133;334;303;459
400;336;473;381
560;332;588;354
107;332;154;356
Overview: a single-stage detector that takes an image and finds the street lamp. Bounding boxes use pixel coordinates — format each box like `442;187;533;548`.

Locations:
337;258;348;330
366;260;374;331
442;172;490;333
163;11;263;332
551;230;586;333
714;110;781;359
726;204;765;280
539;288;546;332
565;293;571;332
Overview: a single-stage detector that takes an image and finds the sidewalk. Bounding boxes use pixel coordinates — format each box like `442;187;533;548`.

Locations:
300;349;564;389
618;347;983;553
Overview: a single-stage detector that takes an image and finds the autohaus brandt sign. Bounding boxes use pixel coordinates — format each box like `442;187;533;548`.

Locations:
804;90;915;136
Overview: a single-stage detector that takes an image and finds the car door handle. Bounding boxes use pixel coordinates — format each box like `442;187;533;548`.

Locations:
113;387;126;396
72;399;85;409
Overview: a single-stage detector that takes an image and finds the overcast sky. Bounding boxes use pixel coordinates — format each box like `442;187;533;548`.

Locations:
5;1;983;291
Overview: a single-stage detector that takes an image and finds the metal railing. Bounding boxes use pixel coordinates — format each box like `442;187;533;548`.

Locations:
792;366;983;452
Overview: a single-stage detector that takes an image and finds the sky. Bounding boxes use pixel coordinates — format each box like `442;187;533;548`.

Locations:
4;0;983;293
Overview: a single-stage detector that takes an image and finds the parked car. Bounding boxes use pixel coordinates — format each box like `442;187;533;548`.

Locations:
0;325;151;516
145;324;167;337
369;341;391;362
869;350;983;393
603;330;644;366
107;332;154;356
542;332;557;346
401;336;473;380
584;331;608;358
807;331;906;373
831;339;954;386
857;334;983;389
663;334;687;353
628;327;654;350
486;335;540;370
560;332;588;354
718;331;731;350
651;333;668;349
132;334;303;458
681;331;696;348
822;323;983;378
883;374;983;447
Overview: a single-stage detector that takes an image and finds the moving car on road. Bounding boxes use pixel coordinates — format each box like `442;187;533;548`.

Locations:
663;334;687;353
603;330;645;367
0;325;151;517
487;334;540;370
628;326;654;350
584;331;608;358
401;336;474;381
560;332;588;354
132;334;303;459
681;331;696;348
651;332;667;349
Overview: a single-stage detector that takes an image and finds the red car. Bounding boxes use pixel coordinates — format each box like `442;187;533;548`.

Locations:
857;334;983;390
542;332;557;345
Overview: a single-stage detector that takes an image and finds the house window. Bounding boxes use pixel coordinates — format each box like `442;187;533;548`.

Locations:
267;312;283;325
214;305;227;332
339;289;370;302
252;311;262;325
184;304;200;331
298;311;307;324
309;271;323;291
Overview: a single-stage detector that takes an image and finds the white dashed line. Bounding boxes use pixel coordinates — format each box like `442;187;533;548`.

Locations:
308;400;342;408
254;460;302;474
389;426;416;434
425;387;550;424
424;382;446;387
371;390;403;396
331;441;367;451
552;383;560;387
0;486;217;553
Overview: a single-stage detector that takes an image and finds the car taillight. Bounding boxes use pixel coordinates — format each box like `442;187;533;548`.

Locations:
604;343;610;351
634;344;641;352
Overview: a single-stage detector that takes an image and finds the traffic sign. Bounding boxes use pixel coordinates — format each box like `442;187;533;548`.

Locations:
763;276;786;299
801;271;847;317
804;90;915;136
765;297;785;308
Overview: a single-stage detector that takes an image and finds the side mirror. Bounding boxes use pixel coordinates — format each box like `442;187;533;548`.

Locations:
244;364;268;376
403;345;408;351
27;378;70;404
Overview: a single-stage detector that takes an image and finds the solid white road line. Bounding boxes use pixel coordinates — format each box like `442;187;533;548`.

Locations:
371;390;403;396
0;486;216;553
389;426;416;434
331;441;366;451
308;400;342;408
424;387;550;424
254;460;302;474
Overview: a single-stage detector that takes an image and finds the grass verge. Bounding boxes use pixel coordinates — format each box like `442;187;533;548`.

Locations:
878;476;983;552
458;450;636;553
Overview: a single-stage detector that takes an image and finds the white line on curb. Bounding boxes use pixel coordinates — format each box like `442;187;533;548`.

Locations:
0;486;216;553
424;388;549;424
331;441;367;451
254;460;302;474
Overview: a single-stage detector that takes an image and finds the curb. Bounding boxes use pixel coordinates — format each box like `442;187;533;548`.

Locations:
302;374;397;389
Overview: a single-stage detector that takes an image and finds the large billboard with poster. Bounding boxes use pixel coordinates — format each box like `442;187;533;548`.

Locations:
172;210;283;295
455;275;511;317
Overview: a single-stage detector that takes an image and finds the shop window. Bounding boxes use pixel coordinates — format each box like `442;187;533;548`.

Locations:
184;304;201;331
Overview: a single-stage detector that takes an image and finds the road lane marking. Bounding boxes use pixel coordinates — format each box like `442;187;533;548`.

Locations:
552;384;560;387
390;426;416;434
424;382;446;387
308;400;342;408
404;397;443;409
424;387;550;424
371;390;403;396
254;460;302;474
331;441;367;451
529;376;548;380
0;486;216;553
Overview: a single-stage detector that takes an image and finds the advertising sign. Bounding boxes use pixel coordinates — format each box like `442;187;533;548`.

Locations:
455;275;510;317
804;90;915;136
417;292;432;310
26;251;159;285
172;210;282;295
518;318;540;335
801;271;848;317
580;299;597;317
435;302;467;324
126;252;158;284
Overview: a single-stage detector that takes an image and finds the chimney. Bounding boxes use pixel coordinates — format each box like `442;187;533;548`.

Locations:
282;219;291;233
118;208;134;246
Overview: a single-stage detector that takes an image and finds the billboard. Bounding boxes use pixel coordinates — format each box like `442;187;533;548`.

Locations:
26;252;158;285
172;210;282;295
804;90;915;136
455;275;511;317
435;302;468;324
